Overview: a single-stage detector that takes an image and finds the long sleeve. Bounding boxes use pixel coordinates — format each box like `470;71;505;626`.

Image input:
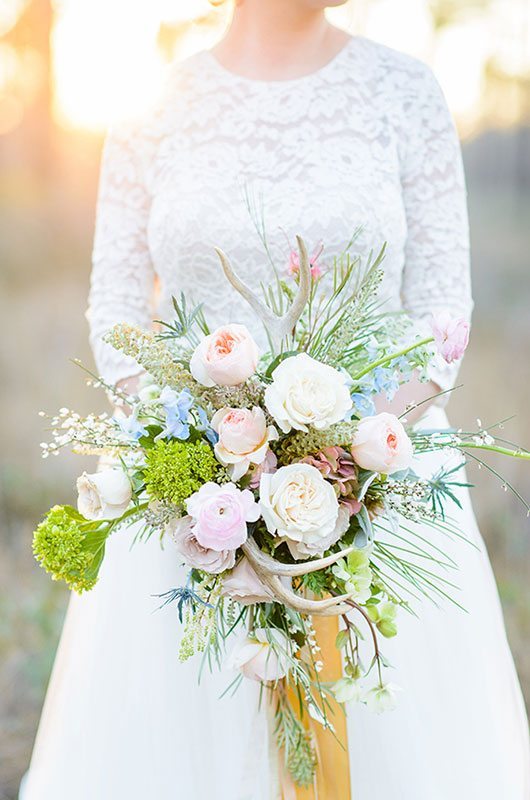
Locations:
400;64;473;394
87;120;156;384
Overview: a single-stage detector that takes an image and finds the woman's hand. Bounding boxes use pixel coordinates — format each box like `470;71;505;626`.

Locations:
373;373;440;426
115;374;143;416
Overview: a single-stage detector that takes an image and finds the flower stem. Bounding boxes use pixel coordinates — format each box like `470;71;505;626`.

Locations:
351;336;434;382
456;442;530;460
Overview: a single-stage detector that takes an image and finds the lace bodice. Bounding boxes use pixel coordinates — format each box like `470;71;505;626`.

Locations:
88;35;472;394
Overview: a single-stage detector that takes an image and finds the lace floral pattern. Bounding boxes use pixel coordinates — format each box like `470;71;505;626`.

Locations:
88;36;472;396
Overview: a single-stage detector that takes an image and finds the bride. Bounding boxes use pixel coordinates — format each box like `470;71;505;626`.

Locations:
22;1;530;798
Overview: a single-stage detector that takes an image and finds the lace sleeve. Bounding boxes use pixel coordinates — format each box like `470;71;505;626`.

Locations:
400;64;473;396
87;121;156;385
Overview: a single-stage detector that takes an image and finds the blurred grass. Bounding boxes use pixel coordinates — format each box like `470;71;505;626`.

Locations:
0;129;529;799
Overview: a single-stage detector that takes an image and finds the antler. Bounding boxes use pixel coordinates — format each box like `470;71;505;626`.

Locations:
214;235;312;353
241;537;355;616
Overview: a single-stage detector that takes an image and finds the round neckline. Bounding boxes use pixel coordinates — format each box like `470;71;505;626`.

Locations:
203;35;357;87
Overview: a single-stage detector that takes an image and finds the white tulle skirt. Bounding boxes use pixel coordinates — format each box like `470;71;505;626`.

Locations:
21;408;530;799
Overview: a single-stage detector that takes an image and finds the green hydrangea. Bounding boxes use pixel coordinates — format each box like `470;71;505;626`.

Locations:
32;505;104;593
143;439;219;507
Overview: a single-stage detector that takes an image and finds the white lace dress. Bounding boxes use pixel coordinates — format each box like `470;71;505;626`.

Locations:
23;37;530;800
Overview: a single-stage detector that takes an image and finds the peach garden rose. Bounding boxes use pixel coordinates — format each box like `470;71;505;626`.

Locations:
211;406;278;481
190;324;259;387
351;413;413;475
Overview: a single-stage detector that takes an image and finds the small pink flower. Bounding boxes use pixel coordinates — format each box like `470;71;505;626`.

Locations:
221;558;274;605
211;406;278;481
248;449;278;489
167;515;236;574
287;242;324;281
431;312;470;364
351;413;413;475
185;482;260;551
190;324;259;387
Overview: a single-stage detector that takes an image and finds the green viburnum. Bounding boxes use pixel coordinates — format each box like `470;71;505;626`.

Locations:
332;550;373;603
367;601;398;638
32;505;108;593
143;439;219;507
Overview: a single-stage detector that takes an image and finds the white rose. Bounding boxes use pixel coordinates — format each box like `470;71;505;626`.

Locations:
351;413;413;475
226;628;291;682
265;353;352;433
76;468;132;520
259;463;344;557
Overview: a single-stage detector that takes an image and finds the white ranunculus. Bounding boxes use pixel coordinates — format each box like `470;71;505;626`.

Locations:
226;628;291;682
264;353;352;433
76;468;132;520
259;463;342;556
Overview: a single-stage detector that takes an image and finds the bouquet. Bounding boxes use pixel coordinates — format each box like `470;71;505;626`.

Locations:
34;235;529;788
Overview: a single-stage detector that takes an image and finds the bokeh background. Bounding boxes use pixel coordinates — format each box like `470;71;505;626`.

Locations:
1;0;529;796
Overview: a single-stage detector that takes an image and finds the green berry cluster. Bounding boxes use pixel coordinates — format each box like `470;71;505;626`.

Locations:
32;505;98;593
143;439;219;508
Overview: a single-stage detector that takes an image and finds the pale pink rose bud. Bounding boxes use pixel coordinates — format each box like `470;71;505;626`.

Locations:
248;449;278;489
185;482;260;552
167;515;236;574
226;628;291;682
211;406;278;481
351;413;413;475
221;558;274;605
431;311;470;364
190;324;260;387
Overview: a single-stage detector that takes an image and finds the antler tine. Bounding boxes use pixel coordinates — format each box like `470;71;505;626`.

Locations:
242;537;357;578
243;540;352;616
214;237;312;352
214;247;276;329
286;235;312;334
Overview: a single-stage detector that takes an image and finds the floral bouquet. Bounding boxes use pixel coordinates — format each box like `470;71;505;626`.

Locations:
34;235;529;788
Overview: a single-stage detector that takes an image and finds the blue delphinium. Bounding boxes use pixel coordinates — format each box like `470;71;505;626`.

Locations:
157;387;194;440
351;393;376;417
371;367;400;402
194;406;218;446
116;413;148;441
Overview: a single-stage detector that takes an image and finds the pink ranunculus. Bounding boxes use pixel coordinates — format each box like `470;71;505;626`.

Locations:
211;406;278;481
190;324;260;388
185;482;260;552
431;311;470;364
248;449;278;489
221;557;274;605
167;515;236;574
351;413;413;475
226;628;291;682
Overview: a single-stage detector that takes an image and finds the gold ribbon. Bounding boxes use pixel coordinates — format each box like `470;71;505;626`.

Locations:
280;615;351;800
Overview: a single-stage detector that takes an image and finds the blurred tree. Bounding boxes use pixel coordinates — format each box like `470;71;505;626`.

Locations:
428;0;493;29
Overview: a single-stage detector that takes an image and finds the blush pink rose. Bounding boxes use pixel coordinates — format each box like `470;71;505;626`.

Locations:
431;312;470;364
167;515;236;574
351;413;413;475
226;628;291;682
221;557;274;605
185;482;260;551
248;449;278;489
190;324;260;387
211;406;278;481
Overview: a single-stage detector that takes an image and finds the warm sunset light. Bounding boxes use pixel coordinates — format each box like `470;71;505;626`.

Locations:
0;0;528;135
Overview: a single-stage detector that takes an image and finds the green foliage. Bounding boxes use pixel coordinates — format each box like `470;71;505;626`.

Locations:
155;292;210;346
143;439;219;507
32;505;108;593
